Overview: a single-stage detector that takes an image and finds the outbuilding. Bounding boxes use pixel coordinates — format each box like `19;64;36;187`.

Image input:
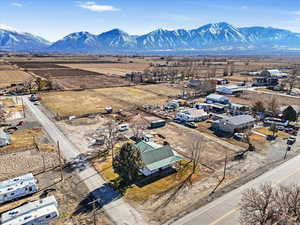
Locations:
0;129;11;147
212;115;256;134
216;85;243;95
205;94;230;104
176;109;209;122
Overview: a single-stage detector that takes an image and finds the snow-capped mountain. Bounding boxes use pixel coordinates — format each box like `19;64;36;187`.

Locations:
0;25;50;51
49;32;101;52
3;22;300;53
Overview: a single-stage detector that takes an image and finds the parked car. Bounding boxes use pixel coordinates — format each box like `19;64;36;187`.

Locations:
185;122;198;129
118;123;129;132
234;133;246;140
287;136;296;145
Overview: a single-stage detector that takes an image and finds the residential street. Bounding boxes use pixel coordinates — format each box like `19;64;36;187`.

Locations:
169;133;300;225
23;96;147;225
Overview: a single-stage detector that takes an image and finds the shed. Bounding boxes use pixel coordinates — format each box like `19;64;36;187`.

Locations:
144;116;166;129
135;141;183;176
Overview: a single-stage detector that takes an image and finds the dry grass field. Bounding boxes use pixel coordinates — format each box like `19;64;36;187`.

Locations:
134;84;182;97
0;66;31;88
39;85;172;116
60;62;150;75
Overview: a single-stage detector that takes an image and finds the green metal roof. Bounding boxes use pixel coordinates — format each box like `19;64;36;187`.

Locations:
135;141;184;171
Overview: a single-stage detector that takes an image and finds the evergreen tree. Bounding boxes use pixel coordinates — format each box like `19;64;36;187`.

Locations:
283;106;297;122
113;143;144;182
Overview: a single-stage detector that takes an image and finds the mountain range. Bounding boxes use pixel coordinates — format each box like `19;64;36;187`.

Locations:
2;22;300;53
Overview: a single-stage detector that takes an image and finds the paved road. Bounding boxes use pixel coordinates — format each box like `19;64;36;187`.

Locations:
169;134;300;225
23;97;147;225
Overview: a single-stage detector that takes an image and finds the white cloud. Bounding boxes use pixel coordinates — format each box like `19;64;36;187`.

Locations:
78;1;119;12
241;6;248;10
11;2;23;7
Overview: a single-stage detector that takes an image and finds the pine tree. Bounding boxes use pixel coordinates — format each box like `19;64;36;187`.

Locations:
283;106;297;122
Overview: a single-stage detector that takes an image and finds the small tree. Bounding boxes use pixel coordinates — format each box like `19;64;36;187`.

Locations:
35;77;43;91
252;101;265;114
24;77;36;94
267;97;279;116
269;123;278;137
283;69;300;94
113;143;143;182
283;105;297;122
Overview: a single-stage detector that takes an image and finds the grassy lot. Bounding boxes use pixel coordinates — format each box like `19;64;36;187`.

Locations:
134;84;181;98
94;158;201;203
0;69;31;88
254;127;289;139
1;128;56;153
1;98;15;105
40;86;170;117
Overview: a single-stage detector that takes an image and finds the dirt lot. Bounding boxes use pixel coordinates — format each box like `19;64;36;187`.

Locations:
39;86;172;117
60;62;150;75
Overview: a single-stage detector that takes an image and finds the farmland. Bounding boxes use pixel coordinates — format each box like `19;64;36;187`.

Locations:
39;85;173;116
60;62;150;75
0;62;31;88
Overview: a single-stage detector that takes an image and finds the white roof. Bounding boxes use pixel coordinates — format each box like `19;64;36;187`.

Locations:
206;94;229;100
267;69;287;76
0;129;10;140
1;196;58;225
181;109;208;117
0;173;37;196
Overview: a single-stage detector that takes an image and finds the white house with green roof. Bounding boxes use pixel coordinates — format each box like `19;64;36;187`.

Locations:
134;141;184;176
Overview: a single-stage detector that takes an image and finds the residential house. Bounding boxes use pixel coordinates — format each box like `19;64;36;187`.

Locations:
1;196;59;225
252;76;278;87
176;109;209;122
212;78;229;85
135;141;183;176
230;103;250;115
0;129;11;147
205;94;230;104
0;173;38;205
212;115;256;133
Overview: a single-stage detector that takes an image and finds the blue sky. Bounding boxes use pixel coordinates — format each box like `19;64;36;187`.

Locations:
1;0;300;42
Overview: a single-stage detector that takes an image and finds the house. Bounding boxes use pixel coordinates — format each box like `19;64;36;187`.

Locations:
0;173;38;205
264;69;288;78
135;141;184;176
205;94;230;104
252;76;278;87
209;103;228;114
1;196;59;225
212;78;229;85
212;115;256;133
0;129;11;147
216;85;243;95
176;109;209;122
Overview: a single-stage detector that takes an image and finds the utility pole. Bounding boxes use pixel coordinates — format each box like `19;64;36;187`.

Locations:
57;141;63;181
21;97;25;118
210;153;228;195
284;146;291;160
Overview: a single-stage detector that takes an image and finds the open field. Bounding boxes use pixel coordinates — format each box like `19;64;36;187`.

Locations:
60;62;150;75
0;68;31;88
134;84;182;97
39;85;172;116
229;91;300;107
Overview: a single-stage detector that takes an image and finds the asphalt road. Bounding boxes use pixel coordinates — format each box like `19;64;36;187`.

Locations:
23;97;147;225
170;134;300;225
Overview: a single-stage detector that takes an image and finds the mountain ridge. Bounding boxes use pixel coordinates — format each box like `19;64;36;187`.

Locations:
2;22;300;53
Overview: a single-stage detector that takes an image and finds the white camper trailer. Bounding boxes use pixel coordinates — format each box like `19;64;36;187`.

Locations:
1;196;59;225
0;173;38;205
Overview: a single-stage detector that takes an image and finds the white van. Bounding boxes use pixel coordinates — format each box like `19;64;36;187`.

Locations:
118;123;129;132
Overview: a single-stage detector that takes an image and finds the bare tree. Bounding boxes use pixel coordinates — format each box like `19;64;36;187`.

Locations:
95;120;119;159
267;97;279;116
131;116;148;140
240;184;275;225
240;184;300;225
155;139;203;207
24;77;36;94
283;69;300;94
